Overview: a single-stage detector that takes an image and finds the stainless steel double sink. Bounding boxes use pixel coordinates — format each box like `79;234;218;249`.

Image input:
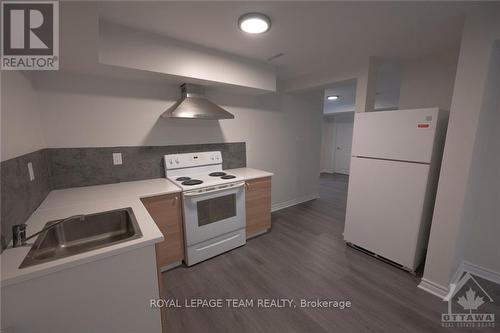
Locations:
19;208;142;268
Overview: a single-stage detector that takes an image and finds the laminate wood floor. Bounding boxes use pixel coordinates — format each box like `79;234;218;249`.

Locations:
162;173;499;332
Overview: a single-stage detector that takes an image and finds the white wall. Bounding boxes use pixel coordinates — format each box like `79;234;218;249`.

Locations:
31;73;322;208
0;72;46;161
399;49;459;111
374;61;401;110
421;5;500;295
457;42;500;275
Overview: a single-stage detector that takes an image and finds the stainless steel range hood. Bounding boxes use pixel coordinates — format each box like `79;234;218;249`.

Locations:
161;84;234;120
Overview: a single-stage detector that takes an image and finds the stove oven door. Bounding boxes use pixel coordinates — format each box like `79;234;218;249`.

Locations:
182;182;246;246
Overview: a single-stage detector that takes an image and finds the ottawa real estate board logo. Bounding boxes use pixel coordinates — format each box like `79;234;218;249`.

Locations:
442;272;495;328
1;0;59;70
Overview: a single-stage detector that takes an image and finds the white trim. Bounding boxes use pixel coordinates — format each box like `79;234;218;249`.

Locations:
445;269;497;303
450;263;465;286
444;263;467;301
444;283;459;302
423;260;500;301
459;261;500;286
271;193;319;212
446;261;500;300
417;278;449;299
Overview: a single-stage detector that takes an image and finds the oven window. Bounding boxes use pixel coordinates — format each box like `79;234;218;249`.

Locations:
197;194;237;226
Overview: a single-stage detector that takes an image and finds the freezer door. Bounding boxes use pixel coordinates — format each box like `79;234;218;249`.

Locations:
343;157;430;270
352;108;439;163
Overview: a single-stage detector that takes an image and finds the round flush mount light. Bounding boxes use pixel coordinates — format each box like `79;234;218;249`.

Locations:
238;13;271;34
327;95;340;101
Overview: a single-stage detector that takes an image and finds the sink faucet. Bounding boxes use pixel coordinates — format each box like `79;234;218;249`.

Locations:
12;215;85;248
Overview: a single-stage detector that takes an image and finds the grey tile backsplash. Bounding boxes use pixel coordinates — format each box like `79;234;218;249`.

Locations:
48;143;246;189
1;142;246;250
1;150;51;251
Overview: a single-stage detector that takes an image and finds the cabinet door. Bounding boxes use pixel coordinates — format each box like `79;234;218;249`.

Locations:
245;177;272;238
141;193;184;268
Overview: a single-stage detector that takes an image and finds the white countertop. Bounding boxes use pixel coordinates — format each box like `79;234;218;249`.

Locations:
225;167;273;180
0;168;271;287
1;179;180;287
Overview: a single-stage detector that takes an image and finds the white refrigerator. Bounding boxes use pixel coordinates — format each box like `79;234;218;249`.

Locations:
343;107;448;272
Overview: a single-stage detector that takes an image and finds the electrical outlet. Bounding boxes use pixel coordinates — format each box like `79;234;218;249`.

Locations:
112;153;123;165
27;162;35;181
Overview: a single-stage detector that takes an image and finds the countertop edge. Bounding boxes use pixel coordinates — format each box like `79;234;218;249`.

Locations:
1;234;163;288
225;167;274;180
1;179;180;287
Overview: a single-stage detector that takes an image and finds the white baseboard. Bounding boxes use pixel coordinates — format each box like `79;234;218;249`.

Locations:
443;261;500;301
456;261;500;286
420;261;500;301
417;278;449;299
271;193;320;212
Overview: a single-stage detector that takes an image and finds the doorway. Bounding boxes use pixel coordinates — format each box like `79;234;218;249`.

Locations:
320;112;354;175
319;79;356;175
333;113;354;175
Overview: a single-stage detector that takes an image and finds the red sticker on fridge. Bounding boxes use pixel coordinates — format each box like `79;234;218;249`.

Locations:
417;124;429;128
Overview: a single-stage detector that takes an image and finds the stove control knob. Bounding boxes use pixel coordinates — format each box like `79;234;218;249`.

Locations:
168;159;173;165
211;156;215;161
175;158;179;164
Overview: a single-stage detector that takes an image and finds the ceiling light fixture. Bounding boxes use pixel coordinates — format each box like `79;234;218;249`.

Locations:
238;13;271;34
327;95;340;101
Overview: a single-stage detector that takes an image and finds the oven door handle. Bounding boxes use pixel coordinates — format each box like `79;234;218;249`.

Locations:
183;181;245;197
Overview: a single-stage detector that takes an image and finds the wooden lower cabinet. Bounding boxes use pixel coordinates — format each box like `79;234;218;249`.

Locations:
141;193;184;268
245;177;272;238
141;193;183;333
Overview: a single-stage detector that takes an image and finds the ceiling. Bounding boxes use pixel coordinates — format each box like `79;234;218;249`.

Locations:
98;1;474;83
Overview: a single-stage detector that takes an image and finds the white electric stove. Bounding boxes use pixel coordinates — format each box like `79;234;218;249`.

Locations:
164;151;246;266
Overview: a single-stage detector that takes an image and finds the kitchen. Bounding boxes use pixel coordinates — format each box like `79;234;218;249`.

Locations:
1;1;500;332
